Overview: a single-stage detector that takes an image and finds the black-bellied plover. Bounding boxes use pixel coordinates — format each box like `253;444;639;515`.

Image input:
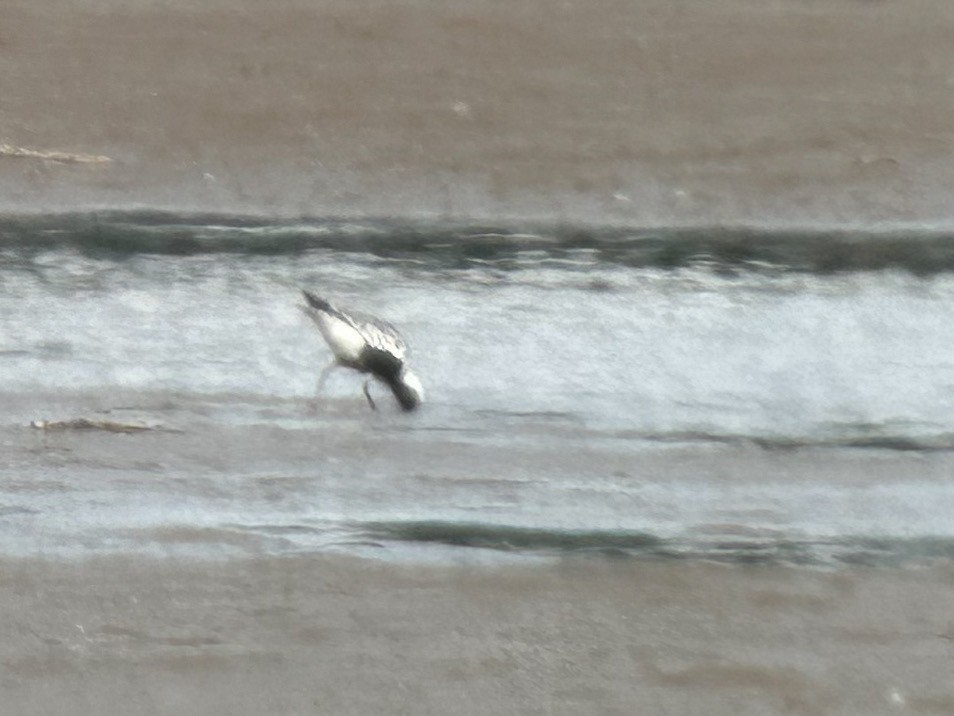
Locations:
301;290;424;411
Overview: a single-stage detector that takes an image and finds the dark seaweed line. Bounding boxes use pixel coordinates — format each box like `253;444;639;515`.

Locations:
2;210;954;274
616;430;954;453
358;520;954;567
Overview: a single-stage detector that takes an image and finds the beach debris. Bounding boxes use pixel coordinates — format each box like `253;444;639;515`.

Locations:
887;688;906;707
0;143;112;164
30;418;159;434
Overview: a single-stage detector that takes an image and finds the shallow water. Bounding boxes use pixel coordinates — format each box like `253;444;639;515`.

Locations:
2;212;954;564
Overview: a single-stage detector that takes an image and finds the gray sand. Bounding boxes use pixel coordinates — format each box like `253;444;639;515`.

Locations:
2;555;953;715
2;0;953;223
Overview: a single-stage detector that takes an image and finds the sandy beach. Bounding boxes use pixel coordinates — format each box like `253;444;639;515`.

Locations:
3;1;954;713
0;555;951;716
1;0;954;224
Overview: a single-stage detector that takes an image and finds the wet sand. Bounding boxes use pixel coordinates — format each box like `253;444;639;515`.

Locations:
1;0;954;223
0;555;952;715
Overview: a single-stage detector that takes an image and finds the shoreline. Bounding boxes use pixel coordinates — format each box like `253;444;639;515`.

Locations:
4;388;954;566
7;204;954;232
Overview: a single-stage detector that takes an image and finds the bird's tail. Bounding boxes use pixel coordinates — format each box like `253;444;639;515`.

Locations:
302;290;333;313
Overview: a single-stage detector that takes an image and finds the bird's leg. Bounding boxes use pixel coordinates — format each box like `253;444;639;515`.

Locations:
315;359;337;395
362;377;377;411
308;358;338;412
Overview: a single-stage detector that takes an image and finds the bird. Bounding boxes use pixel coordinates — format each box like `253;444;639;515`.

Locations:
300;290;424;411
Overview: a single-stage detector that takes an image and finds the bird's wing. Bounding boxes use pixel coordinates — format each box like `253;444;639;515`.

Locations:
353;317;408;361
302;290;409;363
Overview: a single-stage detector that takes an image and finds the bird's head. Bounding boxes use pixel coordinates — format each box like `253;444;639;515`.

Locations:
392;368;424;411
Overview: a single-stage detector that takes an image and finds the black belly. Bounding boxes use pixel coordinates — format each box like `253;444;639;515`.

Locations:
358;346;403;382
